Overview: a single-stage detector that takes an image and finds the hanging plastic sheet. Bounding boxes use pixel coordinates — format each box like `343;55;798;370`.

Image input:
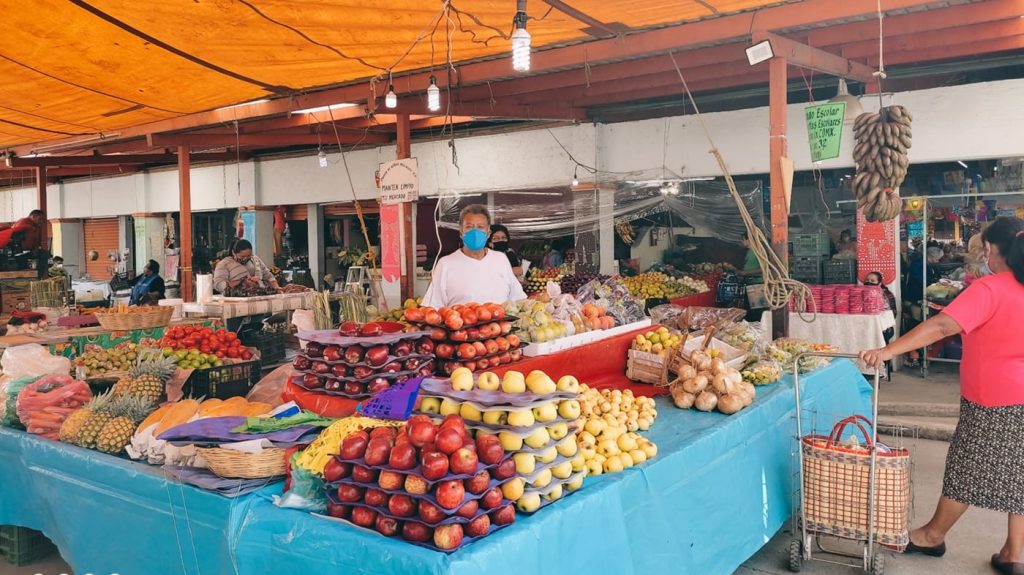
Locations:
435;178;765;243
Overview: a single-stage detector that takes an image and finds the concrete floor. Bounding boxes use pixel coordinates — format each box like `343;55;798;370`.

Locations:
2;364;974;575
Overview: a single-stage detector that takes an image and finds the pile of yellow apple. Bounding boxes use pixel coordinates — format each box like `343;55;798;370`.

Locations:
576;385;658;476
419;368;586;513
632;326;685;357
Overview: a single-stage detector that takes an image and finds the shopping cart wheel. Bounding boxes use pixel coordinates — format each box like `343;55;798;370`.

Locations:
871;552;885;575
788;539;803;572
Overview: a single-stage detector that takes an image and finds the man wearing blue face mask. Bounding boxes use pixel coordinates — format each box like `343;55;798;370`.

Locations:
422;204;527;308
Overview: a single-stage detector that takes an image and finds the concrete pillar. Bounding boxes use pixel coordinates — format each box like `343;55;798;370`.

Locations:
240;208;275;267
132;215;167;277
307;204;325;289
50;219;84;280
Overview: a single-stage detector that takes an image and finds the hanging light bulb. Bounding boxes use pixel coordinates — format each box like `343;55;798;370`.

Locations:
511;10;531;73
427;76;441;112
318;149;328;168
385;85;397;109
571;166;579;187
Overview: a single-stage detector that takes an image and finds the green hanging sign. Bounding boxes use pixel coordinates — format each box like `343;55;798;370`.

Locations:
805;102;846;162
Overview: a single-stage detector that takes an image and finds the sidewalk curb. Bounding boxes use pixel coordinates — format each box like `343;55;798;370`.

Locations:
877;416;956;442
878;402;959;417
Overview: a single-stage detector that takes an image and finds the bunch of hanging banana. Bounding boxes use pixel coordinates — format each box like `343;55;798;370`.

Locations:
615;221;636;244
852;105;913;222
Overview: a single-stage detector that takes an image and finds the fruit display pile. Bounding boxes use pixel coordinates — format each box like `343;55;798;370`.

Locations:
417;369;586;514
523;268;562;295
503;297;616;345
402;304;523;374
222;284;278;297
576;385;658;476
74;342;141;378
631;326;684;357
766;338;838;374
621;272;708;300
325;416;516;551
159;325;253;363
668;349;757;415
558;273;597;296
293;323;436;399
377;298;423;323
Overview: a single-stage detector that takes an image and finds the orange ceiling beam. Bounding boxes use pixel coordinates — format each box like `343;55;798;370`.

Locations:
754;32;875;83
146;132;389;147
7;152;242;167
841;18;1024;60
7;0;945;157
882;34;1024;67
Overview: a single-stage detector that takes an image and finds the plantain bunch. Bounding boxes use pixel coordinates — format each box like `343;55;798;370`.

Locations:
852;105;913;222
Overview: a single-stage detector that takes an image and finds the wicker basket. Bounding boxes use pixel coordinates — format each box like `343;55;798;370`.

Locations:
94;306;173;330
801;415;911;549
196;446;288;479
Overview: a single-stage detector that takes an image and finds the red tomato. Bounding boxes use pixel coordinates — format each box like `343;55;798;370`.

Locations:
214;350;224;358
241;350;252;361
227;348;240;359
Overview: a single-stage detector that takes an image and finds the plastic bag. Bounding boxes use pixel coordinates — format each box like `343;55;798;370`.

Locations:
275;451;327;512
127;422;200;466
767;338;837;374
740;358;782;386
0;344;72;379
16;375;91;439
715;321;765;354
291;309;317;349
648;304;686;330
681;307;745;331
1;375;39;428
577;278;646;326
247;364;292;406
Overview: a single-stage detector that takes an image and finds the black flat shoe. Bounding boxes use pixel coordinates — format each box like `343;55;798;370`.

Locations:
904;539;946;557
991;554;1024;575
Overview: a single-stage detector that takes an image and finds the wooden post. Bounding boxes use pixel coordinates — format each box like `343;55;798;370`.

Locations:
396;114;415;301
36;166;48;251
178;146;194;302
769;57;789;338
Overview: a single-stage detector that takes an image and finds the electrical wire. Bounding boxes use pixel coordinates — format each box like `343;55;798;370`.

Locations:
667;51;814;316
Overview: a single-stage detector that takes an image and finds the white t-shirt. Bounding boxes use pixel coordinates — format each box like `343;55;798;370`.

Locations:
422;249;527;308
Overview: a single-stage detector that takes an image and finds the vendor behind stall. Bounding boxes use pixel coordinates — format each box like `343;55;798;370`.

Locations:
489;224;523;279
737;232;763;283
213;239;281;294
130;260;165;305
422;205;527;308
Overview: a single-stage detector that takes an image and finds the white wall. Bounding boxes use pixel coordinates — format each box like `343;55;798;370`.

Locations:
3;79;1022;219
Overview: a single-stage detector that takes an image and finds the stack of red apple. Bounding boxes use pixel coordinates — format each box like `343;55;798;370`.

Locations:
402;303;524;374
293;326;436;399
322;414;516;552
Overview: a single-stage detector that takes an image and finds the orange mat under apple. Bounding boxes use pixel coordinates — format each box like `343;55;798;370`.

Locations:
283;326;662;418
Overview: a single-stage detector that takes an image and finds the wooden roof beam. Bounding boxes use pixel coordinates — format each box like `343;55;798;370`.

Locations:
753;32;875;83
6;152;244;167
840;18;1024;60
146;132;390;148
384;100;586;121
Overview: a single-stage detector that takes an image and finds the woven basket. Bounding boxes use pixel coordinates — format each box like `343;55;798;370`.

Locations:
196;446;288;479
801;415;911;549
94;306;173;330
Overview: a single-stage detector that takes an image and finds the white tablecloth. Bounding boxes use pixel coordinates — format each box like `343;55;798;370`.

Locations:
182;292;315;320
71;280;111;302
788;311;896;373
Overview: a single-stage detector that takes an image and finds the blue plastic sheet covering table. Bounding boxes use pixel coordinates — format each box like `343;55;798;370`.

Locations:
0;360;871;575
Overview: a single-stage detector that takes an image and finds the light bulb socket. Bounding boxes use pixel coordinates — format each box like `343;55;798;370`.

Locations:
385;85;397;109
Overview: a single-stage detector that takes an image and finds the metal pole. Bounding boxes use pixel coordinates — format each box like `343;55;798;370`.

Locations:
178;146;194;303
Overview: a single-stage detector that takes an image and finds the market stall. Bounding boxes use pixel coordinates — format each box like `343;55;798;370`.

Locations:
0;357;870;575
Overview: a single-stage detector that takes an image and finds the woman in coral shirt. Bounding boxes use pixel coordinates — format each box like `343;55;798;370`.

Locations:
862;217;1024;574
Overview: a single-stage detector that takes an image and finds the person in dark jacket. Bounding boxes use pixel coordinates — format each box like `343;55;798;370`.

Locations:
130;260;165;305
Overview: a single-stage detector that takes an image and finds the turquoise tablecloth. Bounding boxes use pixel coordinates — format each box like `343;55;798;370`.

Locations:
0;360;872;575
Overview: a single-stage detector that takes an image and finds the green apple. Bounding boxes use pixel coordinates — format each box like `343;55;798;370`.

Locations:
162;347;174;357
498;430;524;451
546;422;569;441
501;371;527;394
550;460;573;480
513;452;536;475
555;436;578;458
516;492;541;513
529;468;552;489
536;446;558;464
542;483;563;502
420;397;442;414
531;403;557;423
460;402;483;422
557;399;581;420
555;375;580;394
482;410;508;426
524;426;550;449
439;398;461;416
506;409;535;428
476;371;500;391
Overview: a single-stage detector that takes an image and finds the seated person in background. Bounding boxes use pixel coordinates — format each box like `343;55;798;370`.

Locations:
213;239;281;294
864;271;897;341
130;260;166;305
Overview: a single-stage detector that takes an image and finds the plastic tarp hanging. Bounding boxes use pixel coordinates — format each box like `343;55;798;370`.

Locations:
436;179;765;243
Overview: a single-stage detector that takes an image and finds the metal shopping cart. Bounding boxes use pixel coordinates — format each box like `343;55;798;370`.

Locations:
788;352;912;575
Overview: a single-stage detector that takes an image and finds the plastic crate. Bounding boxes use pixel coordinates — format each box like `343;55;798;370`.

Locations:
240;330;285;365
0;526;56;566
792;233;830;257
716;280;745;307
790;256;823;284
824;259;858;285
183;359;261;399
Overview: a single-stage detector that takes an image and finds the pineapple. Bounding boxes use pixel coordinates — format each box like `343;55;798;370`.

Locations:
77;411;114;449
124;350;177;404
96;396;154;454
111;375;134;398
61;391;113;445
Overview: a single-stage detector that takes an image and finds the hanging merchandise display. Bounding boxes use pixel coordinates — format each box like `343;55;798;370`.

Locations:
851;106;914;222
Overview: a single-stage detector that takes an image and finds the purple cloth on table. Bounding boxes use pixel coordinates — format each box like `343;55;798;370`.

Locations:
157;416;320;446
162;465;282;497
